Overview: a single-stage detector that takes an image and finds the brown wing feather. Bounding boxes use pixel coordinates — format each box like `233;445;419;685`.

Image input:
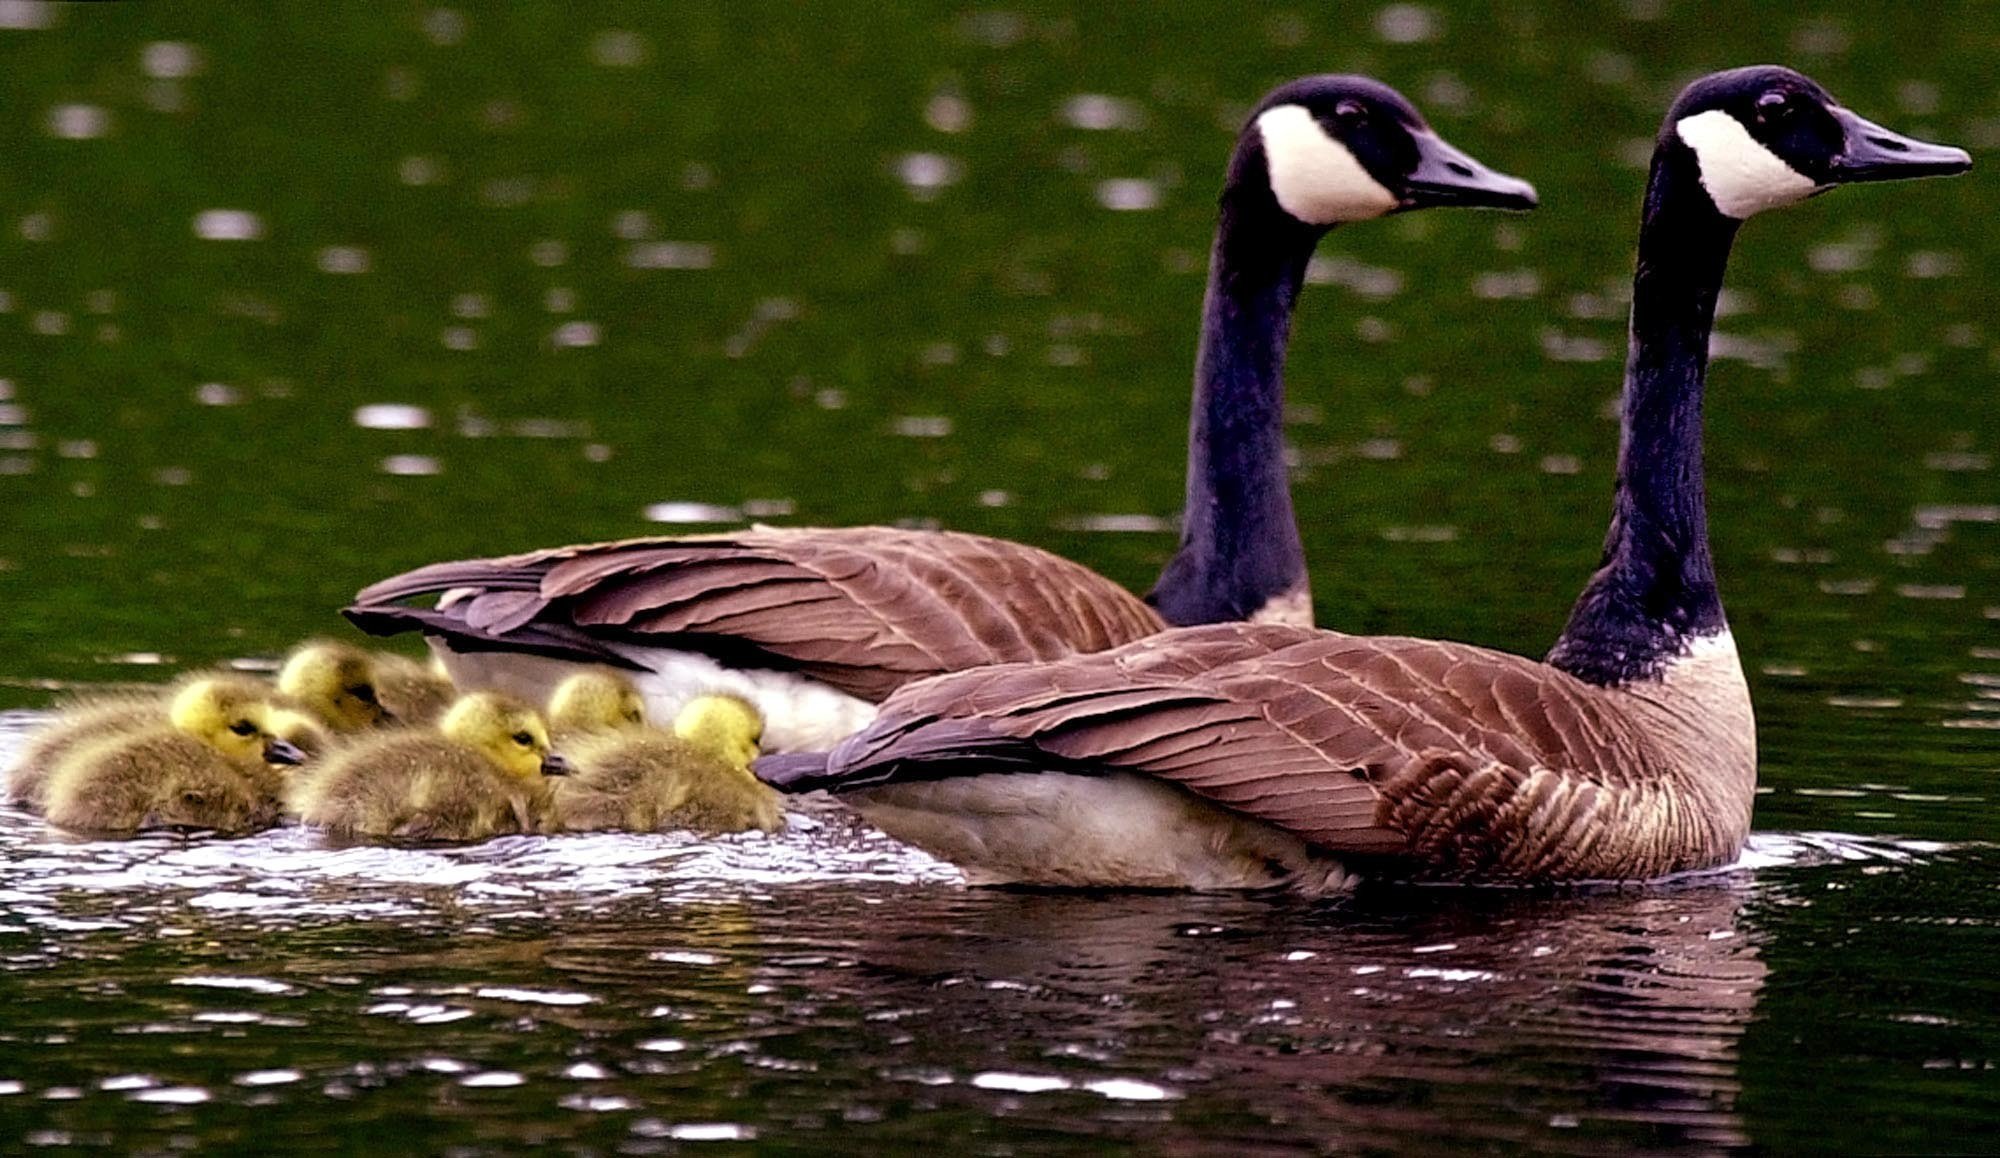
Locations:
347;526;1166;701
823;622;1726;879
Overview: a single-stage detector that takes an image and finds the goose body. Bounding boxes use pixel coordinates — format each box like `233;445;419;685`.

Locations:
40;678;304;836
756;67;1970;891
343;75;1535;752
289;691;568;843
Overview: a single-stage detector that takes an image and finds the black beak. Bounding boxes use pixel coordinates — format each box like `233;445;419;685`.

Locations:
1401;131;1538;212
264;738;308;766
540;752;573;778
1829;107;1972;183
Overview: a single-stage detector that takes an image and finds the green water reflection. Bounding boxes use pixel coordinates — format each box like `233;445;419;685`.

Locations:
0;2;1995;1151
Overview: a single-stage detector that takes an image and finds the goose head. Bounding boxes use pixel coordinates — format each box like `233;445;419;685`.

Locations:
440;691;570;780
1665;65;1971;220
278;640;390;730
1240;75;1538;228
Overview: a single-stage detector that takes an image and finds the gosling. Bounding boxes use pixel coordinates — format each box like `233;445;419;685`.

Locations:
41;677;304;836
7;673;287;810
544;674;784;835
371;650;456;725
289;691;568;843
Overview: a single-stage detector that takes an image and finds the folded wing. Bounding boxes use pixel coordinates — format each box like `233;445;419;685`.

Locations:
809;623;1689;879
347;526;1167;701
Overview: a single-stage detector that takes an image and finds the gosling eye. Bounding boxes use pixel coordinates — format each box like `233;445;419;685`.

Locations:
228;720;260;737
511;731;534;747
348;684;380;706
1755;90;1794;125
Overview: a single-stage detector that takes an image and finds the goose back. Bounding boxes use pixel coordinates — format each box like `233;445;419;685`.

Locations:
348;526;1168;703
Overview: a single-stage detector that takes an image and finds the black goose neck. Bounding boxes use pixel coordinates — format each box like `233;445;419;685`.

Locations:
1547;144;1742;686
1147;177;1323;627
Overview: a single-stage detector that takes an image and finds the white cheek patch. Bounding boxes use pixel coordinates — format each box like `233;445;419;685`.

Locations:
1254;104;1398;225
1674;109;1820;218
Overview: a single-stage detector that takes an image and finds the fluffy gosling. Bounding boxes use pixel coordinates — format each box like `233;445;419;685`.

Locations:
544;674;783;835
7;674;286;810
289;691;568;843
41;677;304;836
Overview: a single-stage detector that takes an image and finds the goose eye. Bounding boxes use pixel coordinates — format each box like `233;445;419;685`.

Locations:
1755;91;1793;124
512;731;534;746
229;720;260;737
1334;99;1367;125
348;684;380;706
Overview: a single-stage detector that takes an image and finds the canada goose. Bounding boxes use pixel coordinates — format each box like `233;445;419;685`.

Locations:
289;691;569;842
40;677;304;836
544;674;783;835
6;673;291;810
343;74;1537;752
755;67;1971;893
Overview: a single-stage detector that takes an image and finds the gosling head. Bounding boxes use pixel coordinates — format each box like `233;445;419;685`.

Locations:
278;640;390;731
265;706;330;762
1239;74;1537;228
167;677;302;767
548;672;648;733
672;694;764;767
1665;65;1971;220
440;692;570;781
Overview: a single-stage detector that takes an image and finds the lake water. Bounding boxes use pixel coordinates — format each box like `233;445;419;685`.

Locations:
1;3;1995;1152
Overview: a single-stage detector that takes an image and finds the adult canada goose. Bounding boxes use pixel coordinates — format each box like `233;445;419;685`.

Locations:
343;74;1537;752
40;678;305;836
755;67;1972;892
289;691;570;842
544;674;783;834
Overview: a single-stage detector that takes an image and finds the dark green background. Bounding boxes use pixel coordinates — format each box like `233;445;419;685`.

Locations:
0;3;1995;1151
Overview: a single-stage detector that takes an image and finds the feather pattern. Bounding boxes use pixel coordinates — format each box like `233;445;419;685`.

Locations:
348;527;1167;702
793;623;1756;882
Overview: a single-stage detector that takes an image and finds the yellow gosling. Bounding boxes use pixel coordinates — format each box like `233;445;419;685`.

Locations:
547;690;783;836
7;674;284;810
41;678;301;836
266;706;333;762
371;650;456;725
278;640;391;731
546;671;647;740
288;691;567;843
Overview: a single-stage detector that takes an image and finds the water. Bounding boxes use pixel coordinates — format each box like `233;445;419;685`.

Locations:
1;2;1996;1151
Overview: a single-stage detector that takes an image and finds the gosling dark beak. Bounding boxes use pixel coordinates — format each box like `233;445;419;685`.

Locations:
1401;131;1539;212
540;752;572;778
264;738;307;766
1829;107;1972;183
